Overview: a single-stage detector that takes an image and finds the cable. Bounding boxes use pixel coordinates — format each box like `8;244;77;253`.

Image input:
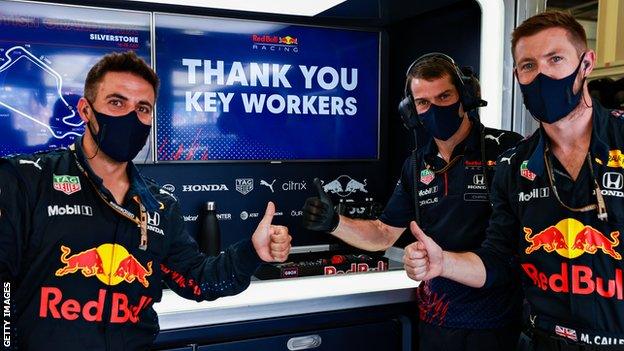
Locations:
411;128;421;226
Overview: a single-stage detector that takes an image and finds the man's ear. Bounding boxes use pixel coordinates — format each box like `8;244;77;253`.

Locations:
582;50;596;76
76;97;91;124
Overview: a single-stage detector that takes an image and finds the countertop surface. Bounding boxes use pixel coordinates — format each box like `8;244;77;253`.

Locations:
154;247;420;330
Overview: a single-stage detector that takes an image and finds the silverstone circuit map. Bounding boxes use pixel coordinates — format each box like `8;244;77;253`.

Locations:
0;1;151;157
0;45;84;139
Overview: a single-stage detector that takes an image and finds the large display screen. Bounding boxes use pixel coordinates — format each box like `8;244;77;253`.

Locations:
155;14;380;161
0;1;151;158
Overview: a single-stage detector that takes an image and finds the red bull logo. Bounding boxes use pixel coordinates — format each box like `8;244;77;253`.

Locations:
279;36;298;45
55;246;104;277
522;262;624;300
39;287;152;323
251;34;279;43
55;244;153;287
324;261;388;275
524;218;621;260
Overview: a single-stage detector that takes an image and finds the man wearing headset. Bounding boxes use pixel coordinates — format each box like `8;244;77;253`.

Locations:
403;11;624;350
302;53;523;350
0;51;292;350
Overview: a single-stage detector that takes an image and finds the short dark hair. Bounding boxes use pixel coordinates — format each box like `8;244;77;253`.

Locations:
405;56;461;96
512;10;588;60
84;51;159;103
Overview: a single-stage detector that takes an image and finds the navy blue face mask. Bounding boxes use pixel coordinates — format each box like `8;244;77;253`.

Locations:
518;53;587;124
418;100;463;141
87;104;151;162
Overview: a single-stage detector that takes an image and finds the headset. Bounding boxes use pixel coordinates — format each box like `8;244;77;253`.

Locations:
398;52;486;130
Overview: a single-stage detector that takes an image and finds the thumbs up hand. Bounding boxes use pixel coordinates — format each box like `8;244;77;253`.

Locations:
403;221;444;281
302;178;339;232
252;202;292;262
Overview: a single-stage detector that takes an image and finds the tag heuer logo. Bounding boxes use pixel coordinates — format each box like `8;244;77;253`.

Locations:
53;174;82;195
520;161;536;181
420;169;435;185
236;178;254;195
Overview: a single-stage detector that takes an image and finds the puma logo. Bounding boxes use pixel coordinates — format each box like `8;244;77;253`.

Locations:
485;132;505;145
260;179;276;193
501;153;516;165
19;158;42;170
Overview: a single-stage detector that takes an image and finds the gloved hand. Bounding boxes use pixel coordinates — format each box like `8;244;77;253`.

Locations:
302;178;340;232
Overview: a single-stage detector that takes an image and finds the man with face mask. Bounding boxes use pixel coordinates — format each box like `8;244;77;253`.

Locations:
302;53;523;350
404;11;624;351
0;51;292;350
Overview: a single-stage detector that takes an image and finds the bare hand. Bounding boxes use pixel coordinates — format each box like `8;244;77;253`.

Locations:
403;221;443;281
252;202;292;262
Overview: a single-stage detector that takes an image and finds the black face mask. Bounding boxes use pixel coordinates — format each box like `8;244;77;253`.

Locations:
518;53;587;124
87;104;151;162
418;100;463;141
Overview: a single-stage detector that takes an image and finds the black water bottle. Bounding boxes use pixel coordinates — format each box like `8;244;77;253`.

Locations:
199;201;221;256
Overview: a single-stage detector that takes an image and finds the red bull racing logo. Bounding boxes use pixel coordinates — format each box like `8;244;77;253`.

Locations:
523;219;624;300
251;34;299;53
524;218;621;260
41;244;154;324
55;244;153;287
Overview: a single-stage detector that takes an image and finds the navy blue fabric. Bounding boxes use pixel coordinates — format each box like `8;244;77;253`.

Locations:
0;141;262;350
380;118;523;329
476;101;624;337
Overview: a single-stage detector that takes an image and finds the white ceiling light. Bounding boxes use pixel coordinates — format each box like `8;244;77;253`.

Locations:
125;0;347;17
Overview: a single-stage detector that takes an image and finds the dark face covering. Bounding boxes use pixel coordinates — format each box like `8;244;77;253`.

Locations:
418;100;463;141
518;53;587;124
87;104;151;162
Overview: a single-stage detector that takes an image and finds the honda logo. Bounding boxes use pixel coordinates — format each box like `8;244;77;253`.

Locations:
473;174;485;186
147;212;160;226
603;172;623;190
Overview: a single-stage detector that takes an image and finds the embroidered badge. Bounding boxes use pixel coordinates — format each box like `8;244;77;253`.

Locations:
520;161;536;181
420;169;435;185
53;174;82;195
555;325;577;342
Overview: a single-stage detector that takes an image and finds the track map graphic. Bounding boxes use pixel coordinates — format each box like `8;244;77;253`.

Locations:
0;1;151;156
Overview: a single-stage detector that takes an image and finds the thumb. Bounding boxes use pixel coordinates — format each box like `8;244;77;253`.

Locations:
313;178;330;202
410;221;430;245
260;201;276;226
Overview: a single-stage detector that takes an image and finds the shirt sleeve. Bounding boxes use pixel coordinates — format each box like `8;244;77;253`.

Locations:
379;156;415;228
0;160;30;348
0;160;30;281
160;202;263;302
473;151;520;288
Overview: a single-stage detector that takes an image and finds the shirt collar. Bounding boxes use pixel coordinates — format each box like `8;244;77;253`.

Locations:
73;136;161;212
526;99;610;176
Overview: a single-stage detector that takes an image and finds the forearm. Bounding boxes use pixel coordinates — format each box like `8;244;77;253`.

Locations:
331;217;400;251
441;251;487;288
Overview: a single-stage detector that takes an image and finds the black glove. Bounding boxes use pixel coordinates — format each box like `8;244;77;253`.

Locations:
302;178;340;232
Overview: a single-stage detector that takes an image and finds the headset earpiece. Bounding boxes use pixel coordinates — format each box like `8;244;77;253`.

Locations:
398;96;419;130
399;53;485;129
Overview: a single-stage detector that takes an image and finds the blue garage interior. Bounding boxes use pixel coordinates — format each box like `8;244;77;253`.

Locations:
0;0;484;349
